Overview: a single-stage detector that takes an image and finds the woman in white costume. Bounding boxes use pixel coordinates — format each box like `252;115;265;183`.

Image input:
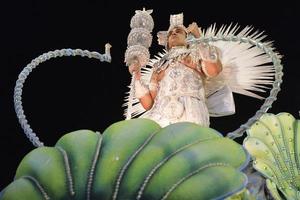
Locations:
129;14;222;127
125;12;275;128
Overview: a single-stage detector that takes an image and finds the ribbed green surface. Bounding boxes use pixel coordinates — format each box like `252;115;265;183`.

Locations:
0;178;45;200
1;119;248;200
143;138;247;199
55;130;101;200
15;147;70;199
165;165;246;200
117;122;222;199
91;119;161;200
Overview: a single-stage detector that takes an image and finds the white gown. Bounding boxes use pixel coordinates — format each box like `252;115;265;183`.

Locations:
140;60;210;127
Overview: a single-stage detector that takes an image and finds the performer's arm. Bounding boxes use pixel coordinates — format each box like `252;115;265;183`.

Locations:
134;71;155;110
149;69;159;100
201;58;222;78
187;22;222;78
129;63;156;110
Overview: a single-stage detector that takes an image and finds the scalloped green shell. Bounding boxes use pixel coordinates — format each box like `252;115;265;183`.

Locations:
1;119;248;200
244;112;300;200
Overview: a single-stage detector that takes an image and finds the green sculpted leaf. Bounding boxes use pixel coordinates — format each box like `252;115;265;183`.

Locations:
244;112;300;200
1;119;248;200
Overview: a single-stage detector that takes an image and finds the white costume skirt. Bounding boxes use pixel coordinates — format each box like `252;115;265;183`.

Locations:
140;96;209;128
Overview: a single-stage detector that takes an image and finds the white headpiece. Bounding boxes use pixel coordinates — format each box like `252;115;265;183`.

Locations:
157;13;187;46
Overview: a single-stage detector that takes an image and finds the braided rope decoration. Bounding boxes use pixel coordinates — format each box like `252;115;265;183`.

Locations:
188;36;283;139
14;44;112;147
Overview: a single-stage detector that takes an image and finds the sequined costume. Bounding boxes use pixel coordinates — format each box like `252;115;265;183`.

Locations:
140;54;209;127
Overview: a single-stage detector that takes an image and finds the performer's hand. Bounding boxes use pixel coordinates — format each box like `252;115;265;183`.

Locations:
187;22;201;38
179;56;198;69
129;61;141;74
129;61;142;80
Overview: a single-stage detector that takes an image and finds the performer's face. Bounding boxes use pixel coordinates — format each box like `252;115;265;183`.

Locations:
167;27;187;49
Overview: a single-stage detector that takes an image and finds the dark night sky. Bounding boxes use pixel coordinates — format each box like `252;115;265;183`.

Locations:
1;0;299;189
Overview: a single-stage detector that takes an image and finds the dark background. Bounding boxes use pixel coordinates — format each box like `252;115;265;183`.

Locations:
1;0;299;189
